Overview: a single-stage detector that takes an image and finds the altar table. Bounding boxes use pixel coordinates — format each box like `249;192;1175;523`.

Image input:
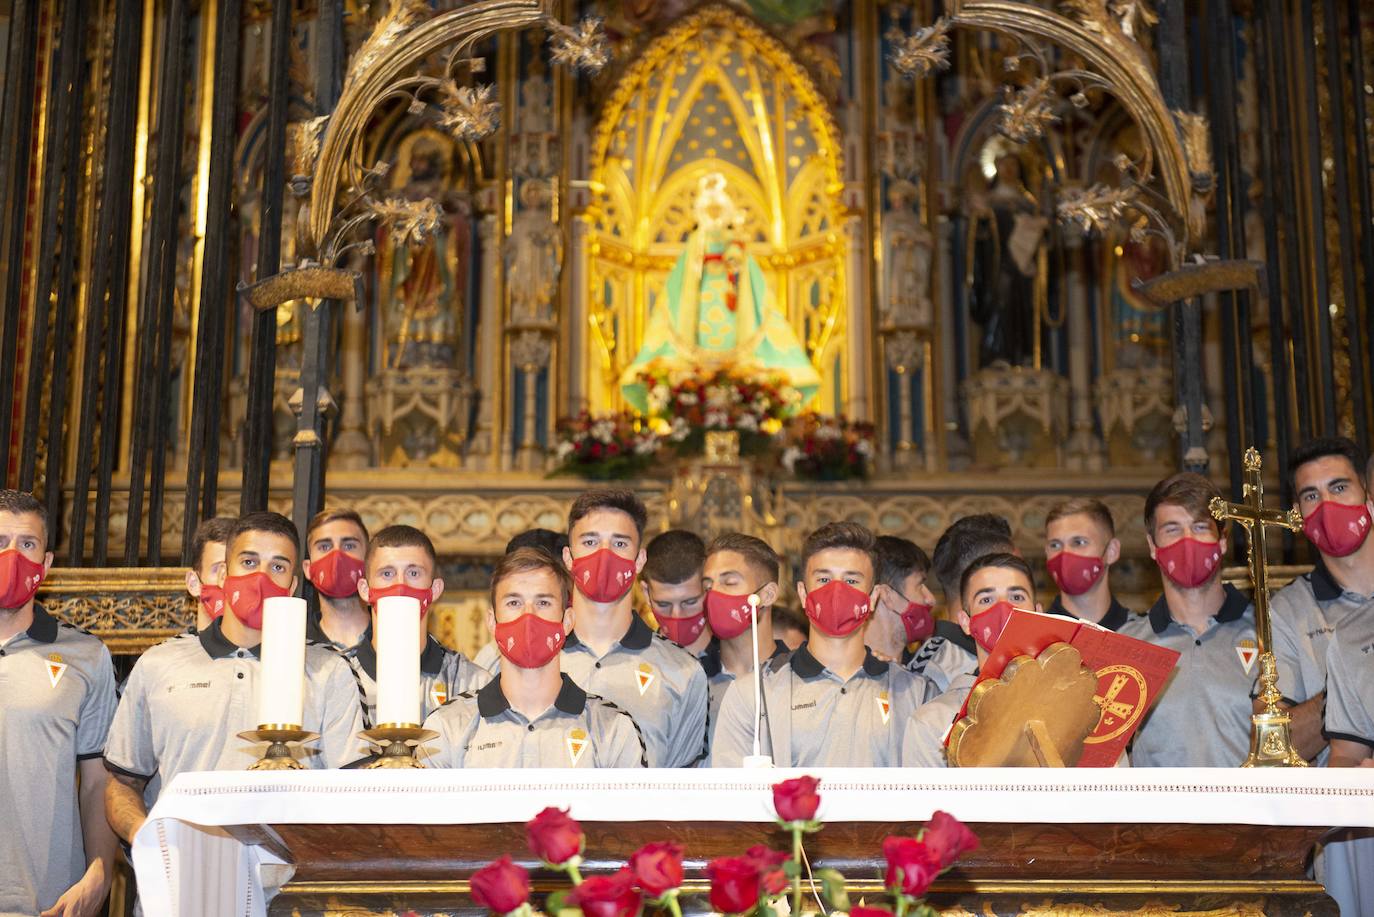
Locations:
131;768;1374;917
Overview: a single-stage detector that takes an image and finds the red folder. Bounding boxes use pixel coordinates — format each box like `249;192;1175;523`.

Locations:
948;611;1180;767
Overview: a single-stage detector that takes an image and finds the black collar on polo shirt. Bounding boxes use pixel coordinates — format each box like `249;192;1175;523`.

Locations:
477;671;587;718
1147;582;1249;635
27;603;59;644
1046;594;1133;632
934;617;977;654
790;642;890;678
699;637;789;678
198;617;260;658
354;626;448;680
1308;556;1344;602
565;611;654;651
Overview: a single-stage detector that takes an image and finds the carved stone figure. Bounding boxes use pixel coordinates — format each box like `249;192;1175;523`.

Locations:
968;154;1048;367
881;179;933;329
505;179;562;325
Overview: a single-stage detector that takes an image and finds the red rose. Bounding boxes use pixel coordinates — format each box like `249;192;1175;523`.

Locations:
526;807;583;865
772;776;821;823
567;868;643;917
470;855;530;915
921;811;979;868
882;836;941;897
628;841;684;897
849;908;894;917
706;856;762;914
745;845;788;896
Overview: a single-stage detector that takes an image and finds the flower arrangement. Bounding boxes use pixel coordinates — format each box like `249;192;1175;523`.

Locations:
466;777;978;917
551;411;661;480
781;414;878;481
638;362;800;456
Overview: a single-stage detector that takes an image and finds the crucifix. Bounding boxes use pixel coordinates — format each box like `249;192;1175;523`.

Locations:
1208;447;1306;767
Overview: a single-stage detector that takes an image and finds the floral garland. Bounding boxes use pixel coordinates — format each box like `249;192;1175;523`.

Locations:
781;414;878;481
639;362;800;456
550;411;660;481
465;776;978;917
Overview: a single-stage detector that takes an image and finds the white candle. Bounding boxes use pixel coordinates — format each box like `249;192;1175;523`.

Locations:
376;595;422;726
257;596;306;727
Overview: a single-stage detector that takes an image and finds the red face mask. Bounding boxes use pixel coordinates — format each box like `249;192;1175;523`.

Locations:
654;610;707;646
898;600;935;644
968;600;1018;653
1047;551;1106;596
367;582;434;616
0;550;46;609
494;613;566;669
309;550;365;599
1155;537;1223;589
223;571;291;631
198;583;226;620
705;589;755;640
804;581;871;637
1303;501;1373;558
571;548;637;604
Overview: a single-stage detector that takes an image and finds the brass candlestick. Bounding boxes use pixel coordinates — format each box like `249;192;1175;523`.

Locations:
360;723;437;768
238;726;318;771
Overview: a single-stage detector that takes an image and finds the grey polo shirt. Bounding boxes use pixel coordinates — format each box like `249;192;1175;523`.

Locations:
1324;610;1374;751
305;609;368;658
900;670;977;767
1120;584;1258;767
1270;559;1374;708
348;628;491;728
710;644;933;767
560;614;709;768
0;605;117;916
699;637;789;748
105;619;367;793
422;673;647;768
903;620;977;693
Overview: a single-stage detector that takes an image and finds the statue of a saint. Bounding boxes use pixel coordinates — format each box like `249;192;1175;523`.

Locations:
967;154;1048;367
505;179;562;324
620;173;821;411
881;179;933;328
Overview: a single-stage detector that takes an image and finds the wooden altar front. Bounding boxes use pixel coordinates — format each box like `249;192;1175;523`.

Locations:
132;770;1369;917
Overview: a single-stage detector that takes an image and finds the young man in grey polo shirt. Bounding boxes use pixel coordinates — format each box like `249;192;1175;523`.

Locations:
352;524;490;727
104;512;366;844
902;552;1039;767
710;522;932;767
1044;498;1134;631
866;535;937;663
643;529;711;655
560;489;709;767
1120;473;1262;767
185;516;233;632
0;490;119;917
302;508;371;655
423;548;645;767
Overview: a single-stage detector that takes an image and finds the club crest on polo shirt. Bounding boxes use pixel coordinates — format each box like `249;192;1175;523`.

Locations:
45;653;67;688
567;727;588;765
430;683;447;708
1236;639;1258;674
635;662;655;695
877;691;891;725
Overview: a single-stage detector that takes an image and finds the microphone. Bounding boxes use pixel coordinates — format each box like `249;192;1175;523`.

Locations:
741;593;773;768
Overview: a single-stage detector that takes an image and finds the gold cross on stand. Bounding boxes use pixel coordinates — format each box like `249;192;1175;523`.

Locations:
1208;447;1306;767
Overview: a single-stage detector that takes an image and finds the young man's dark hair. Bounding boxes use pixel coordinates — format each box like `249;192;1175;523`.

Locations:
306;508;369;544
190;516;236;570
707;532;781;583
1289;436;1369;488
876;535;931;591
229;512;299;558
800;521;878;572
365;524;438;568
505;527;569;558
931;521;1016;604
1143;472;1226;538
0;488;48;548
959;552;1036;604
568;489;649;539
644;530;707;584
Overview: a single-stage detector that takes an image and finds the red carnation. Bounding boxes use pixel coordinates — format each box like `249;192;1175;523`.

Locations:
470;855;530;915
526;807;583;865
882;836;941;898
628;841;684;898
772;776;821;823
567;868;643;917
706;856;762;914
921;811;979;868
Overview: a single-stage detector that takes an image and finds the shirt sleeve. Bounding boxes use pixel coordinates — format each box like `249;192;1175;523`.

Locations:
458;657;493;694
707;678;755;768
103;656;158;779
596;705;648;768
666;659;709;767
900;705;950;768
1265;590;1323;705
316;654;369;768
420;702;473;768
1324;638;1374;748
76;642;119;759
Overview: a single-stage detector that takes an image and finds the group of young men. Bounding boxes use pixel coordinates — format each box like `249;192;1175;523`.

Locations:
3;436;1373;914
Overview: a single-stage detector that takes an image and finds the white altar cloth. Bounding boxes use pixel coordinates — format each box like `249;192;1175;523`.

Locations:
132;768;1374;917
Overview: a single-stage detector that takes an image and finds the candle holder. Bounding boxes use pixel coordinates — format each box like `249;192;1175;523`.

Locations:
238;725;318;771
360;723;437;768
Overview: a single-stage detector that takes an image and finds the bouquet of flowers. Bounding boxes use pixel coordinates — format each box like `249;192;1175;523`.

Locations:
551;411;660;480
466;776;979;917
638;362;800;456
781;413;878;481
